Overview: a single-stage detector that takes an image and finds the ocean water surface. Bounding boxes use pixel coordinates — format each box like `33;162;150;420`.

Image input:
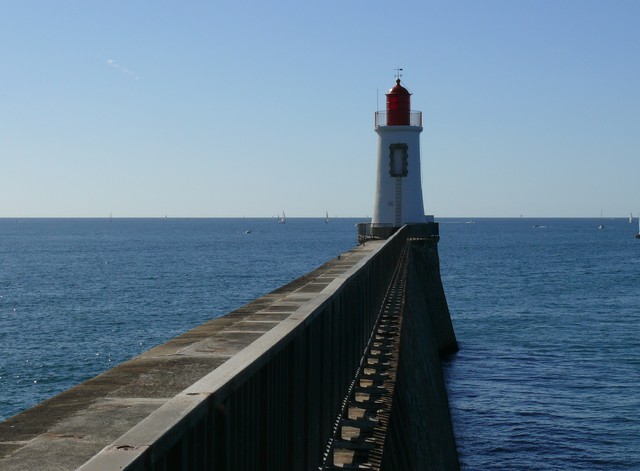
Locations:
439;218;640;470
1;217;638;469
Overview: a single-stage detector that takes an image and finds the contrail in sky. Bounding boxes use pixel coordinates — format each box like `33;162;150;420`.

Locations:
105;58;141;80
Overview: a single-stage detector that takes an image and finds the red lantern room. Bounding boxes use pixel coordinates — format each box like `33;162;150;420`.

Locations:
386;79;411;126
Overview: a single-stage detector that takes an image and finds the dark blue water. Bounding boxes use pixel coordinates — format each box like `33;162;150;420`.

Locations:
1;218;638;469
439;218;640;470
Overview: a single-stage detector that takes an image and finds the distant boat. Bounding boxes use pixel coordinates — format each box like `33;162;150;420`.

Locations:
598;209;605;230
636;217;640;239
279;212;286;224
629;212;633;224
325;211;329;224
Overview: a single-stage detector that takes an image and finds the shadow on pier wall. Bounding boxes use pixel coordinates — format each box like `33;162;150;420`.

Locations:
382;239;460;471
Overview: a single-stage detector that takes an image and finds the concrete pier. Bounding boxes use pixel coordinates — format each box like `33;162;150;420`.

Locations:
0;224;458;470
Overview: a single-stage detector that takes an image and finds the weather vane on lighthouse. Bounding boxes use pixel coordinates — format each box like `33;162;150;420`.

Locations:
394;67;403;80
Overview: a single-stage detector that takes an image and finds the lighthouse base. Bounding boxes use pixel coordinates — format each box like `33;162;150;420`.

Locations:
357;221;439;245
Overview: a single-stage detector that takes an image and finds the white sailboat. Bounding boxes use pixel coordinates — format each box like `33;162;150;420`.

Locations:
636;216;640;239
629;212;633;224
325;210;329;224
279;212;286;224
598;209;605;230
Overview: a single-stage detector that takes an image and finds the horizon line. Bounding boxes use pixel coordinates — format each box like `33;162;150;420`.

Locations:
0;215;635;220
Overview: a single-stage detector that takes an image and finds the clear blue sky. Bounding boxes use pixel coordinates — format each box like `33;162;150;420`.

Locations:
2;1;639;218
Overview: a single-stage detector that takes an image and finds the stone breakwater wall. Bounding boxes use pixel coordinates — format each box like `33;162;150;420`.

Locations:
0;224;459;470
381;238;460;471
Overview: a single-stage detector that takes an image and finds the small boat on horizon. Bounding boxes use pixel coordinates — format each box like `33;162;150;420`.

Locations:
636;216;640;239
598;209;605;230
278;212;286;224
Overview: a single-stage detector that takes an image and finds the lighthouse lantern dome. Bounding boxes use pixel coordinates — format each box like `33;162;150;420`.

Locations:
385;79;411;126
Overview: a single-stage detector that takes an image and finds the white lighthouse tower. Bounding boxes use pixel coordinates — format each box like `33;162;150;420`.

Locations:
371;75;425;227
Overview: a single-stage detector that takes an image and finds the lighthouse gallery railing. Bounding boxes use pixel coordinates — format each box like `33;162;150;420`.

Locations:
374;111;422;127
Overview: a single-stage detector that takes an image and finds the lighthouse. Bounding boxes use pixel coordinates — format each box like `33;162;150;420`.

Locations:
371;76;426;227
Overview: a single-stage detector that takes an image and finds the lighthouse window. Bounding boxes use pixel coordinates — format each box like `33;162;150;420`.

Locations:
388;143;408;177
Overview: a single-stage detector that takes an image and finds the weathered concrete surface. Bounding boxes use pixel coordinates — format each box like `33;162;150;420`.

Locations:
381;239;460;471
0;242;381;471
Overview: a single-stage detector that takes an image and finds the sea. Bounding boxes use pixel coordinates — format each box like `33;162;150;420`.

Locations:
1;217;639;469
